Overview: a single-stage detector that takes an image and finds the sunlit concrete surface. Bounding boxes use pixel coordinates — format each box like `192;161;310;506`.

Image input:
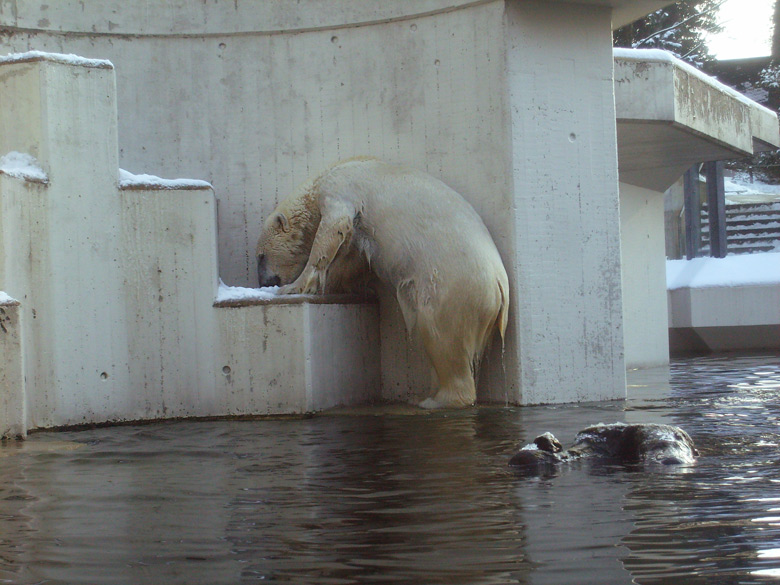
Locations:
614;49;780;369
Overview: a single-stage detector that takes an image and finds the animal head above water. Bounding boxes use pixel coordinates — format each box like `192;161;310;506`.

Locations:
509;423;698;476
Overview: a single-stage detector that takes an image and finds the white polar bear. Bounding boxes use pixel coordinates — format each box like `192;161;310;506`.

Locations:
256;158;509;408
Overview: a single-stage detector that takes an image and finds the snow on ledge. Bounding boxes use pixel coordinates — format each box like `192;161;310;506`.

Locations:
667;253;780;291
119;169;212;191
216;280;279;303
0;152;48;184
213;280;376;306
613;48;774;116
0;50;113;69
0;291;19;305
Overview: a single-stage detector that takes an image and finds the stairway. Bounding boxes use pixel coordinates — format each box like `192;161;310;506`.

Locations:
701;202;780;255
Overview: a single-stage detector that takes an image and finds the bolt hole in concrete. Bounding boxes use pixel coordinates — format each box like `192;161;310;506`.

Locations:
1;353;779;584
99;372;108;380
222;365;231;375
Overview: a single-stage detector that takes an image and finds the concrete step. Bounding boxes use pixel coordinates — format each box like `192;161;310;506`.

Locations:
702;226;780;237
701;242;778;254
698;202;780;255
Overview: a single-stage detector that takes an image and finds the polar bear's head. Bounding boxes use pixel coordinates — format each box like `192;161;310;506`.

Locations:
256;181;321;287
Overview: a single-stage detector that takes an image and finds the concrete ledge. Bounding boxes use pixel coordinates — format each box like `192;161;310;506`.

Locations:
214;294;377;308
0;1;668;37
667;254;780;353
669;284;780;329
615;49;780;192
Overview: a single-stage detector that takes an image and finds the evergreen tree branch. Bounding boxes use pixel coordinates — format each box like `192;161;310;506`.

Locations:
634;1;726;48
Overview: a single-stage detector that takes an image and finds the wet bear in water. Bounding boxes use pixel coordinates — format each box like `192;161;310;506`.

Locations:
509;423;697;475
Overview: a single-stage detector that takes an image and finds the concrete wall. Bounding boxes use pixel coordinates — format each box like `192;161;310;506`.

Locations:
0;1;513;289
619;182;669;369
0;56;380;436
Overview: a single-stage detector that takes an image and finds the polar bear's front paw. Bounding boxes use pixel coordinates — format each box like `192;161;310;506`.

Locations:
278;283;304;295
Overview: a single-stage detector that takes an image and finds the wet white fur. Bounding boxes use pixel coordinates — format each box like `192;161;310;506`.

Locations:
261;158;509;409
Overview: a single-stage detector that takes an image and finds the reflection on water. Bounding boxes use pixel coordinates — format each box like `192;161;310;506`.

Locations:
1;353;779;584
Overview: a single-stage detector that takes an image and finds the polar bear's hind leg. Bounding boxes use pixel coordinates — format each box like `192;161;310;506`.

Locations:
418;326;476;409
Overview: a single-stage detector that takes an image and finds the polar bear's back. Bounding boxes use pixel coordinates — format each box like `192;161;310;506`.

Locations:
315;159;503;285
316;158;508;346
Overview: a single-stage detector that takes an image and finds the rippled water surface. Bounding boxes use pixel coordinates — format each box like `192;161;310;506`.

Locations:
2;353;780;584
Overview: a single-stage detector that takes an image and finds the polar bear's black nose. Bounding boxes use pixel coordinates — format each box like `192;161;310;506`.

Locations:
257;254;281;287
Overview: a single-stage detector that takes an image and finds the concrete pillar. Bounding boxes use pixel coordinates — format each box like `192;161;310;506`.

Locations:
504;1;625;403
684;165;702;260
620;182;669;369
704;160;727;258
0;55;132;429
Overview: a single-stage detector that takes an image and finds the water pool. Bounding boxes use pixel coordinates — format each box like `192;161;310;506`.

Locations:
2;353;779;584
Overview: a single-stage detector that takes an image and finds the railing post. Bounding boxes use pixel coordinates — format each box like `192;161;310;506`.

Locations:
684;165;701;259
705;160;727;258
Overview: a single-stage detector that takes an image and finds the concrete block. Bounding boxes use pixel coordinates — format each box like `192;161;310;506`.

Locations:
0;297;24;438
215;299;381;414
0;56;130;429
668;283;780;353
306;302;381;411
120;184;219;420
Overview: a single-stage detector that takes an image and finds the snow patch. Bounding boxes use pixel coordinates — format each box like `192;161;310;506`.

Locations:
725;176;780;205
119;169;212;191
0;50;113;69
667;252;780;290
216;280;279;303
0;152;48;183
0;291;18;304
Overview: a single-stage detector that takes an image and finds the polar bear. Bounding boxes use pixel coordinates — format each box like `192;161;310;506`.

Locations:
256;158;509;409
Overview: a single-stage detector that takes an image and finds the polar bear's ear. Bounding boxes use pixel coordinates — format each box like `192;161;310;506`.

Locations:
275;212;290;233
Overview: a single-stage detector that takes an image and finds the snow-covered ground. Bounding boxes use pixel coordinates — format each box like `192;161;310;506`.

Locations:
725;175;780;205
667;252;780;290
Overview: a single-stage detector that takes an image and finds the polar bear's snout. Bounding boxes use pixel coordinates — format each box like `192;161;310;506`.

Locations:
257;254;282;287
